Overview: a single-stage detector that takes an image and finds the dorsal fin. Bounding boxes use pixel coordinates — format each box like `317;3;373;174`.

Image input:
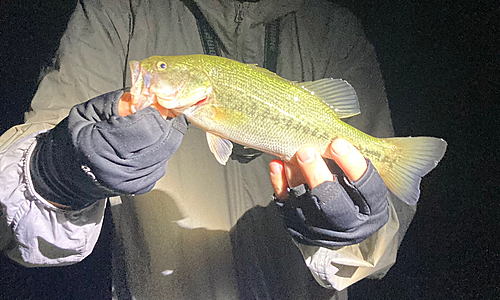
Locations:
301;78;360;118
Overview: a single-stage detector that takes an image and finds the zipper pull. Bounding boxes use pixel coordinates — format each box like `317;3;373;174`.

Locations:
235;2;244;24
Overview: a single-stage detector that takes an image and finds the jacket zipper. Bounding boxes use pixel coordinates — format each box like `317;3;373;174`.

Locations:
234;2;244;24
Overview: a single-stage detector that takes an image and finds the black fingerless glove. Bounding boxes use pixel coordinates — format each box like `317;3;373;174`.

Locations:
30;89;187;210
276;159;389;247
230;143;263;164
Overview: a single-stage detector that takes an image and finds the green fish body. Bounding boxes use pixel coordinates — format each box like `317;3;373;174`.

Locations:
128;55;447;205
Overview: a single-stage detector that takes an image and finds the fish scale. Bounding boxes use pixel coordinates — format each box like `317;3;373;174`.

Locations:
200;58;345;159
127;54;447;205
186;56;393;167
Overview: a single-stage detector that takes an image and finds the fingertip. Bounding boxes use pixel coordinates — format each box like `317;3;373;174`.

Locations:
330;138;350;157
269;159;284;175
118;92;134;117
269;159;288;200
296;147;316;164
297;147;334;189
329;138;367;182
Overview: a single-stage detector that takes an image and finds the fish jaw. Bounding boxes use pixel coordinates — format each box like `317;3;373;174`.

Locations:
156;84;213;113
129;58;213;115
151;79;188;108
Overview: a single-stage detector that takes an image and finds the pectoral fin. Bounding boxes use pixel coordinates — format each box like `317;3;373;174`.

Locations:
206;132;233;165
301;78;360;118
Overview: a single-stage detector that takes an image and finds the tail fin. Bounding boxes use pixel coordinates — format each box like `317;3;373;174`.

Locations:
377;137;447;205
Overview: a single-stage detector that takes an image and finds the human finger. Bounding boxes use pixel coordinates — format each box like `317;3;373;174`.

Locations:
269;159;289;201
328;138;367;182
296;147;334;189
282;155;307;188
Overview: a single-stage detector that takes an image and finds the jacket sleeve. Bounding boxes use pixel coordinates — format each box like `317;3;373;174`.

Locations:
0;130;106;266
293;3;417;290
0;0;131;266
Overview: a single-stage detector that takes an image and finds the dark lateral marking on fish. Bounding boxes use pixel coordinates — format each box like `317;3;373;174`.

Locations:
359;146;384;161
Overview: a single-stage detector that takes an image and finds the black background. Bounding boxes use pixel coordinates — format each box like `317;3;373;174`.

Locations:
1;0;499;299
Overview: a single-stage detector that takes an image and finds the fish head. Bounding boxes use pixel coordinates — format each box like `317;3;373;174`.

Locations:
129;56;212;114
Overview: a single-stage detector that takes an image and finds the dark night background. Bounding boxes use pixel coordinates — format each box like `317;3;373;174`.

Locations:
1;0;499;299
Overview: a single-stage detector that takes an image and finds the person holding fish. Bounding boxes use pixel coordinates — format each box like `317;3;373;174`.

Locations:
0;0;445;299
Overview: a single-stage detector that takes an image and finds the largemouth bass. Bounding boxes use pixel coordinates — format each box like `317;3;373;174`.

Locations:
121;54;447;205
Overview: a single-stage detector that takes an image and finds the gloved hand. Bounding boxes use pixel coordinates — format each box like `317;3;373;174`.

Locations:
269;139;389;247
30;89;187;210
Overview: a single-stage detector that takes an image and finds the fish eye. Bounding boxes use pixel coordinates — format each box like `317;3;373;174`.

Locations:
156;61;167;71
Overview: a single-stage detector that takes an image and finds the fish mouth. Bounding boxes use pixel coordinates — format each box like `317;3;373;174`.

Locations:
130;61;150;97
129;61;155;111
